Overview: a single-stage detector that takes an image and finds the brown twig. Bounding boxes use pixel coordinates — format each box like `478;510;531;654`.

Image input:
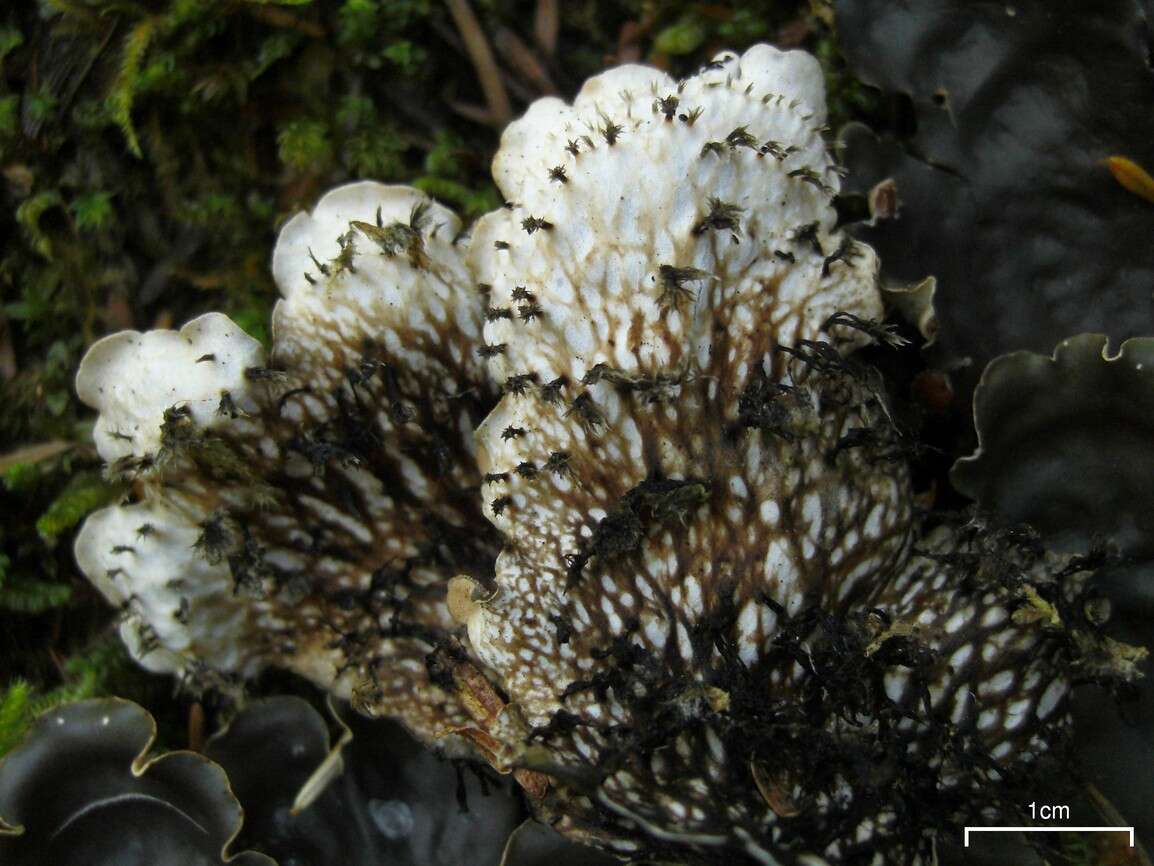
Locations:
188;702;205;752
494;26;558;96
0;440;74;472
613;11;657;66
0;309;16;382
534;0;559;57
1085;783;1152;866
444;0;512;127
241;4;325;39
446;99;498;127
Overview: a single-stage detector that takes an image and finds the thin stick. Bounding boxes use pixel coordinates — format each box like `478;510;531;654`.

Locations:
445;0;512;126
187;702;205;752
494;26;558;95
1086;783;1152;866
243;4;325;38
534;0;559;57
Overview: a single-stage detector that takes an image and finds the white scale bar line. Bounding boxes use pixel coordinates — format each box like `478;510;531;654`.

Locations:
964;827;1134;847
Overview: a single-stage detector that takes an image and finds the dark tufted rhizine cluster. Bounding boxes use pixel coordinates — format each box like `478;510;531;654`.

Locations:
69;45;1142;865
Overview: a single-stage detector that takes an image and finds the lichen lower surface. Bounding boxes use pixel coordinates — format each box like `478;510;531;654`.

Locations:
458;45;1078;864
70;44;1129;866
75;184;502;745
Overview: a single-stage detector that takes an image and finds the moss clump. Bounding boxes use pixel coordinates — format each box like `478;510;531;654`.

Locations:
0;637;162;756
33;469;123;543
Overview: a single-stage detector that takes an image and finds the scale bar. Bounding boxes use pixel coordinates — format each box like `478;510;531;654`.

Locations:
965;827;1134;847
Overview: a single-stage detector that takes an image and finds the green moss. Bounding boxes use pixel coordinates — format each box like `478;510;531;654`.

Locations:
15;191;64;258
225;297;273;346
109;16;161;158
423;129;466;179
412;130;500;216
813;25;881;129
344;126;407;178
716;8;770;42
337;0;388;45
413;176;500;218
70;192;117;234
23;88;59;129
0;639;151;757
0;25;23;65
0;93;17;139
653;13;708;56
2;463;40;493
381;39;427;73
338;0;431;47
177;191;247;233
34;471;123;543
0;679;34;755
278;118;335;172
0;576;73;613
249;31;300;79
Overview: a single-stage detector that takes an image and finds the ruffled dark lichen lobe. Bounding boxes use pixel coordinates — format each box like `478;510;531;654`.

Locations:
954;335;1154;557
205;697;520;866
834;0;1154;371
0;698;272;866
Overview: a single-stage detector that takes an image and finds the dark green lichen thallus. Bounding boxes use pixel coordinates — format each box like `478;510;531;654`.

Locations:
953;334;1154;558
204;697;520;866
834;0;1154;373
0;698;272;866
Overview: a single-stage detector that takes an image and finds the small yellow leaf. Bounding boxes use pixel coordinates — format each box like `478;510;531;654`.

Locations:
1105;155;1154;204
